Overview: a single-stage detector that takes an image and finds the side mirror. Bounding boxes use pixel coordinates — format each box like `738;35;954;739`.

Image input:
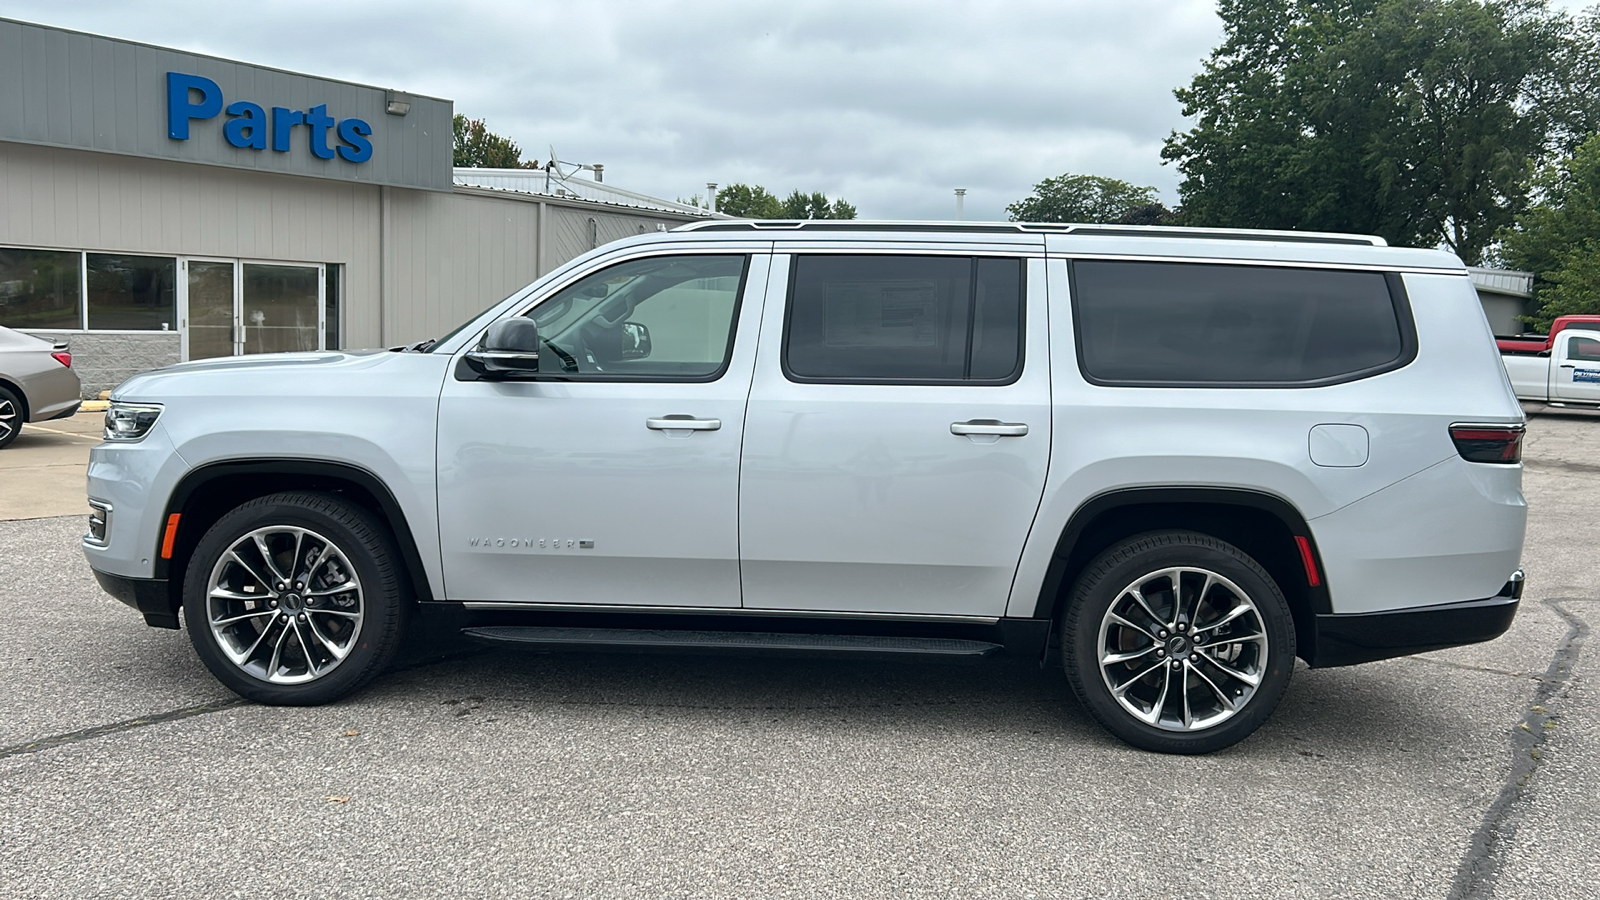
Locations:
620;322;651;360
464;318;541;378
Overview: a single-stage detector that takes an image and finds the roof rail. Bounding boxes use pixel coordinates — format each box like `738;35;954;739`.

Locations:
671;219;1387;247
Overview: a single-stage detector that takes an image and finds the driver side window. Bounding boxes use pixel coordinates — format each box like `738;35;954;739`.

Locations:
528;254;747;379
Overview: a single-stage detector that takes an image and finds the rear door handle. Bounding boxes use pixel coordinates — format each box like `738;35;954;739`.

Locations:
950;419;1028;437
647;415;721;431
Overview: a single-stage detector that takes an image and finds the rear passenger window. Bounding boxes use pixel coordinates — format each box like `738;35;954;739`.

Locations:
1071;261;1413;386
784;255;1023;383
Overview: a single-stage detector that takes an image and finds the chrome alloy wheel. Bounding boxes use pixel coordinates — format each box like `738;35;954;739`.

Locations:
1097;566;1268;732
206;526;365;684
0;396;17;443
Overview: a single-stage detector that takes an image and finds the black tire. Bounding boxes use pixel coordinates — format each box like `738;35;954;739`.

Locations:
182;491;409;705
1062;530;1295;754
0;384;23;450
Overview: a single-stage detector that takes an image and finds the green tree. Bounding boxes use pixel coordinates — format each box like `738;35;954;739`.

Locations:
781;189;857;220
1163;0;1574;264
1500;133;1600;330
453;114;537;168
715;184;784;218
715;184;857;219
1115;202;1180;226
1006;174;1161;223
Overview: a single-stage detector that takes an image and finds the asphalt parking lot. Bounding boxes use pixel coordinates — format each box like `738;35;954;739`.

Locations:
1;410;1597;899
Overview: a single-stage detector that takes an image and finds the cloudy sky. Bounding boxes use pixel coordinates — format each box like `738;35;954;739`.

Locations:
1;1;1591;220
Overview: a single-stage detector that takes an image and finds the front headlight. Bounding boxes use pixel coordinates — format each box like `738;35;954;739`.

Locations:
104;401;163;442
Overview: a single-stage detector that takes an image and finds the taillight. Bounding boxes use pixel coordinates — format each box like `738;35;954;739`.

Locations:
51;350;72;368
1449;424;1524;464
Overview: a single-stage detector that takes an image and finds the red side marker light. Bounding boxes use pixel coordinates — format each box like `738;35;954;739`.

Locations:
160;514;181;559
1294;535;1321;587
51;350;72;368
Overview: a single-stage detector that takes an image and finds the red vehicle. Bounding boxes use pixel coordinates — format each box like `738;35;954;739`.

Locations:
1497;315;1600;355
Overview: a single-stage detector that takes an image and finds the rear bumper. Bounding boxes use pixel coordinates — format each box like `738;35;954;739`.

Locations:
1309;571;1523;668
92;568;179;630
45;401;82;421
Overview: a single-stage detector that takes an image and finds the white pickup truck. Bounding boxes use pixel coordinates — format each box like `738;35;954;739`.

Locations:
1501;327;1600;406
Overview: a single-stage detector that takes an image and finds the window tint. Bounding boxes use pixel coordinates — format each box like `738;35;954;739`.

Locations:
784;255;1023;382
527;254;745;379
1569;335;1600;362
1072;261;1408;385
0;248;81;330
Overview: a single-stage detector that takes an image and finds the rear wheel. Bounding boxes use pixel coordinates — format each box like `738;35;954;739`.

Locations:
182;491;408;705
0;385;23;449
1062;530;1295;754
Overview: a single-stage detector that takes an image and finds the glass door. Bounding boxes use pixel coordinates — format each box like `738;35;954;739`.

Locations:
183;259;237;361
241;263;323;355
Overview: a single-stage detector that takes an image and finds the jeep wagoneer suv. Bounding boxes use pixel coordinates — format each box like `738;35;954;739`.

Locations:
85;221;1527;753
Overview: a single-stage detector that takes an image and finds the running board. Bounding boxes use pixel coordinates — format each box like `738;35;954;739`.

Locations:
461;626;1003;658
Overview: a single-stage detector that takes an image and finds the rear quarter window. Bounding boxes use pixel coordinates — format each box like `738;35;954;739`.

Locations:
1070;261;1416;387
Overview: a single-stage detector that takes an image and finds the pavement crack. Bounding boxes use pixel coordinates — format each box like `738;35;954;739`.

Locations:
0;698;246;760
1408;656;1545;682
1523;458;1600;476
1450;598;1590;900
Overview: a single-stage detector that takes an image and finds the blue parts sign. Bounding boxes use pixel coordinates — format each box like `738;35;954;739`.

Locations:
166;72;373;163
1575;369;1600;383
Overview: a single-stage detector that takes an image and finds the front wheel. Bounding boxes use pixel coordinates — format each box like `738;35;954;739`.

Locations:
182;491;409;705
1062;531;1296;754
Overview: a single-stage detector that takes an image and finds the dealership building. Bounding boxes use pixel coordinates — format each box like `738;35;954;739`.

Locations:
0;17;711;395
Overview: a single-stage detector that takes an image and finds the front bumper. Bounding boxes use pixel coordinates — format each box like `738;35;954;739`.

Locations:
1309;571;1523;667
92;569;179;630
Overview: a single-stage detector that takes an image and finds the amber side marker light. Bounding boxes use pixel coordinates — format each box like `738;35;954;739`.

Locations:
1449;424;1525;464
160;514;181;559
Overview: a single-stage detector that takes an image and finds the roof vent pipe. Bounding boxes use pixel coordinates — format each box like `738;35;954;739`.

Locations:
592;164;603;183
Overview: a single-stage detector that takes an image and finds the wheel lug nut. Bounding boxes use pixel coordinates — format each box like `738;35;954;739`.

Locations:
276;582;285;591
1177;623;1187;631
281;614;290;622
295;582;304;590
298;613;307;622
1171;660;1182;669
1157;649;1166;657
269;600;278;608
1158;630;1168;638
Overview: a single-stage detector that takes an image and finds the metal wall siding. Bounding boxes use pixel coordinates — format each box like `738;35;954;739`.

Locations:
0;18;452;191
0;141;382;345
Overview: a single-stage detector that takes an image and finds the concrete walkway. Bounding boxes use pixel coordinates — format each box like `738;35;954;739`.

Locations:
0;410;103;521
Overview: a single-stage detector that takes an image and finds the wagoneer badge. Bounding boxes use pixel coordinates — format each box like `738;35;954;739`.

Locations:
468;537;594;549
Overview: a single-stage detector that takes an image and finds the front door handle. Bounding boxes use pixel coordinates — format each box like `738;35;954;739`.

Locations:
951;419;1029;437
647;415;722;431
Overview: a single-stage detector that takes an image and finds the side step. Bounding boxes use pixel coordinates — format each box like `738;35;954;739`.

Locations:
461;626;1002;658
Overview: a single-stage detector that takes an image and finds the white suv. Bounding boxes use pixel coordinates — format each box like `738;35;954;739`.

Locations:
84;221;1527;753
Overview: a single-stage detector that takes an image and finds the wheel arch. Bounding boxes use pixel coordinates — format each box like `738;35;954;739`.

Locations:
157;459;435;608
1032;487;1330;662
0;377;29;420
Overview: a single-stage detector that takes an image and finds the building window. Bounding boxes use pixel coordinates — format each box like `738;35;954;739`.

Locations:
87;253;176;331
325;264;341;350
0;248;81;330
